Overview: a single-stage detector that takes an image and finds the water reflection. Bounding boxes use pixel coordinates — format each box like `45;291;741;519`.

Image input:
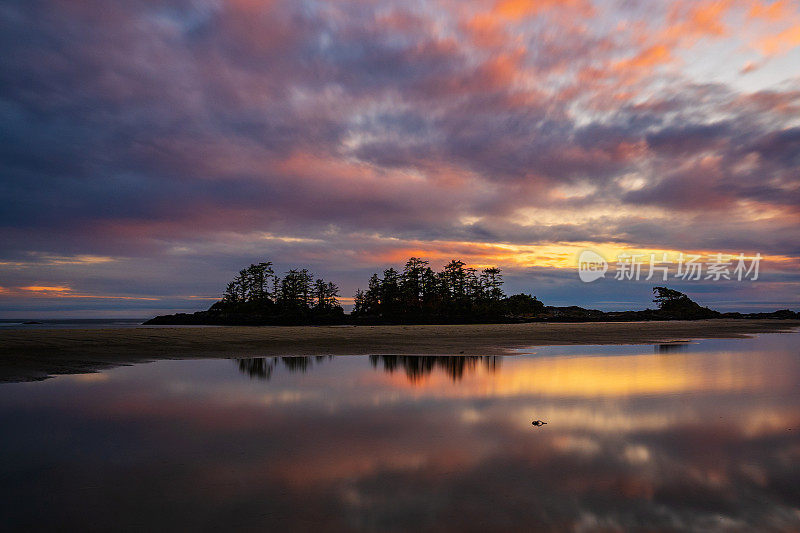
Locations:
655;342;690;354
236;355;334;380
1;334;799;531
236;355;502;383
370;355;502;383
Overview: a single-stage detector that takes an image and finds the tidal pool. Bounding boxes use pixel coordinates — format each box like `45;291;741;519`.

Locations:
1;333;799;531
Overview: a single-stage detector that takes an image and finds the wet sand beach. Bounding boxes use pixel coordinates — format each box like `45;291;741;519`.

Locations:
1;319;798;382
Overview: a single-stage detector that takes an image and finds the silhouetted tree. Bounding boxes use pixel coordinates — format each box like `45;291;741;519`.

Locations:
211;257;543;326
380;268;401;318
314;279;340;309
652;286;719;319
481;267;504;300
222;262;276;303
443;259;467;300
504;293;544;316
280;269;313;308
250;262;274;301
353;288;367;315
652;286;686;308
401;257;428;311
352;257;535;323
223;280;240;303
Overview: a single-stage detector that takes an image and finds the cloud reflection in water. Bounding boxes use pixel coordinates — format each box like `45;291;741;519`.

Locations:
1;334;799;530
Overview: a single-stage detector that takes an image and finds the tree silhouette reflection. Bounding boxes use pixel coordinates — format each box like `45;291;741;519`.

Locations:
235;355;501;383
655;343;689;354
236;355;334;380
370;355;501;383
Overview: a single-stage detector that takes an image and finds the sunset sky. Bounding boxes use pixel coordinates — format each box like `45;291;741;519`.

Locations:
1;0;799;317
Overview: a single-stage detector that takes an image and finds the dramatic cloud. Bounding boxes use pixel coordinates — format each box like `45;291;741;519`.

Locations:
0;0;798;315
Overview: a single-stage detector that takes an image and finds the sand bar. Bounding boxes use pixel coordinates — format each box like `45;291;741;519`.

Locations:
1;319;798;382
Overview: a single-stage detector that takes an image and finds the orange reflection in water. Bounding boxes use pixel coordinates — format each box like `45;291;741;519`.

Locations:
371;349;793;398
4;336;800;531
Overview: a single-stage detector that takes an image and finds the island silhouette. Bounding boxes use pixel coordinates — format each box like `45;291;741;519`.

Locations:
145;257;798;325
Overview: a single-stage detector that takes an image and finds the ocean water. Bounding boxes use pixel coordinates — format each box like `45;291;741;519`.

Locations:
0;319;220;329
1;333;798;531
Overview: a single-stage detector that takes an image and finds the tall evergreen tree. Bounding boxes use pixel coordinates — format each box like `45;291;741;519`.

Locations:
280;269;313;308
401;257;428;311
481;267;504;301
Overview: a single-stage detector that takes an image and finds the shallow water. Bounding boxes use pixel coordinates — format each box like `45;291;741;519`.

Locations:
1;333;799;531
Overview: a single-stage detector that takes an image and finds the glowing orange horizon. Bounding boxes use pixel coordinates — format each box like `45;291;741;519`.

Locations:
15;286;160;301
358;240;794;271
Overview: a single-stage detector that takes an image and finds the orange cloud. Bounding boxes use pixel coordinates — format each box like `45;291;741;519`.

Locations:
746;0;800;56
748;0;794;21
662;0;734;42
685;0;730;37
493;0;592;20
756;24;800;55
479;50;524;88
462;13;506;48
22;285;72;293
13;285;159;300
613;44;673;71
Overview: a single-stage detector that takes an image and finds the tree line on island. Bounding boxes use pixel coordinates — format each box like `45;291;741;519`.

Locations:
211;261;345;324
145;258;799;325
148;257;542;325
352;258;543;322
